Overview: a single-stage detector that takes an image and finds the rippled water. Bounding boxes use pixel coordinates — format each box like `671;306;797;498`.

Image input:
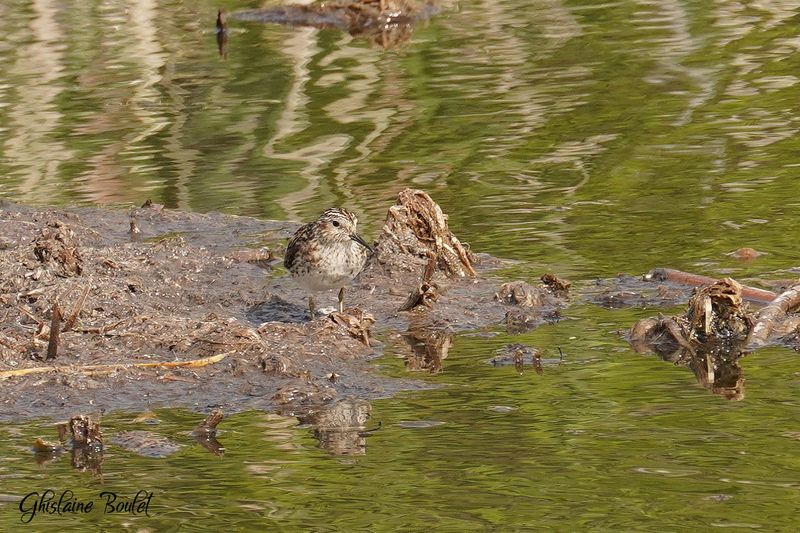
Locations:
3;0;800;530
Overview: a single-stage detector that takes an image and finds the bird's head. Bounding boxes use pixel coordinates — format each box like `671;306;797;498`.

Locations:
317;208;374;253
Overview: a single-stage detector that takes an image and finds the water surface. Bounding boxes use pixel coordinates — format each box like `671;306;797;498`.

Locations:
2;0;800;530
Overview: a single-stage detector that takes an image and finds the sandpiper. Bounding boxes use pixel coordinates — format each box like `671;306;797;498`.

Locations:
284;208;374;318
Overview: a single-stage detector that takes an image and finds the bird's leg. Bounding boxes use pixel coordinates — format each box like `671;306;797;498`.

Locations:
338;287;345;313
308;296;316;319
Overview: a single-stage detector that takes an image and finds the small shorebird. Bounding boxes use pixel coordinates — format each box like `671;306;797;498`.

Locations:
284;208;374;318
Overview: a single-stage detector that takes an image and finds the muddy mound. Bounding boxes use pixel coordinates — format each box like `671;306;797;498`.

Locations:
0;191;571;422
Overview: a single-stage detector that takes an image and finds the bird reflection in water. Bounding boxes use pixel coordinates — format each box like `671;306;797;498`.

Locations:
298;399;374;455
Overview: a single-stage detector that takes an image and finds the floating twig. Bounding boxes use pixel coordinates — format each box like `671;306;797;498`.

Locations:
645;268;776;304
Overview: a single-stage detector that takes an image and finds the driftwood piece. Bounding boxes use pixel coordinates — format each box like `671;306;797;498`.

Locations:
745;284;800;350
645;268;776;304
378;189;476;278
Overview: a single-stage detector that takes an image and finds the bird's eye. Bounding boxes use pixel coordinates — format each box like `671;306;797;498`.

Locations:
332;221;340;227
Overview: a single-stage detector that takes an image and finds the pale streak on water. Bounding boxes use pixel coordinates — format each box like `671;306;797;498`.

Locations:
3;0;71;200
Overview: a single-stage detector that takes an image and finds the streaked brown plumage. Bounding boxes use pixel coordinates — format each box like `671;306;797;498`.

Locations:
284;208;373;318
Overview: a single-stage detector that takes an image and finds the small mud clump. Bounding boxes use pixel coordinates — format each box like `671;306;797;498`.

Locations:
494;275;569;334
32;220;83;278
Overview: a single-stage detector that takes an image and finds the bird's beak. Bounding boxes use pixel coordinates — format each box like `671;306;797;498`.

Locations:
350;233;374;254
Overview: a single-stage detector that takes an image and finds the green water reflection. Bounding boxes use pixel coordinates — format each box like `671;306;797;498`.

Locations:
2;0;800;530
3;308;800;530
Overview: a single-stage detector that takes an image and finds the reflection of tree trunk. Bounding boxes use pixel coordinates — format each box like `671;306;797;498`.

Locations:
74;0;169;204
4;0;71;199
268;19;413;221
267;27;331;220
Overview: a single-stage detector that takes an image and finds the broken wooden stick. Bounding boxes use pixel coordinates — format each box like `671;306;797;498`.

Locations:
645;268;776;304
193;409;224;437
62;283;90;333
0;352;231;380
745;284;800;350
46;301;61;360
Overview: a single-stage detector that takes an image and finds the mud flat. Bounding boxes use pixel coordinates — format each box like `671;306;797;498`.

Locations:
0;191;570;423
5;188;799;427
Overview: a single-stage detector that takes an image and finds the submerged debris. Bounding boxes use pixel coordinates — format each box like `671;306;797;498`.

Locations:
495;276;568;334
489;343;544;374
586;273;689;309
541;273;571;297
495;278;566;307
629;273;800;399
66;414;103;447
727;247;765;261
111;431;182;458
193;409;225;437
